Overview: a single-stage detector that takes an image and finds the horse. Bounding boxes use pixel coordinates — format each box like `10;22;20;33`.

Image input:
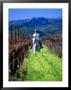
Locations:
33;38;42;54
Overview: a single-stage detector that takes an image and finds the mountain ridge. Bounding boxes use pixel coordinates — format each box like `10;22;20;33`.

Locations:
9;17;62;38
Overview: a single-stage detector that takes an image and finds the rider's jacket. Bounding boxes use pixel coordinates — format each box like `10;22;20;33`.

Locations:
32;32;39;44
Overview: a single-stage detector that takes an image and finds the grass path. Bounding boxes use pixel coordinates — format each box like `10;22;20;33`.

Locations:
17;45;62;81
25;45;62;81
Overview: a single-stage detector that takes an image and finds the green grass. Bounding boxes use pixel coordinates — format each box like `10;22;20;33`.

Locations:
25;45;62;81
13;45;62;81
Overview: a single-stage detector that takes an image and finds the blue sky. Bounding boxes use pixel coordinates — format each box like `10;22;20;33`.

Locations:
9;9;62;21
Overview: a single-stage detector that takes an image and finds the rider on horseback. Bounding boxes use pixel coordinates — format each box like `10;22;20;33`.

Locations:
32;29;42;54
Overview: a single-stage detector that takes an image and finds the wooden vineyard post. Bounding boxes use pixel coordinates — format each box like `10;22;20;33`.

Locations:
13;24;16;43
10;24;13;40
18;27;19;40
14;25;16;43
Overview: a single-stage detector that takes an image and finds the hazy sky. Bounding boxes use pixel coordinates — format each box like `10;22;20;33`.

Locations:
9;9;62;21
